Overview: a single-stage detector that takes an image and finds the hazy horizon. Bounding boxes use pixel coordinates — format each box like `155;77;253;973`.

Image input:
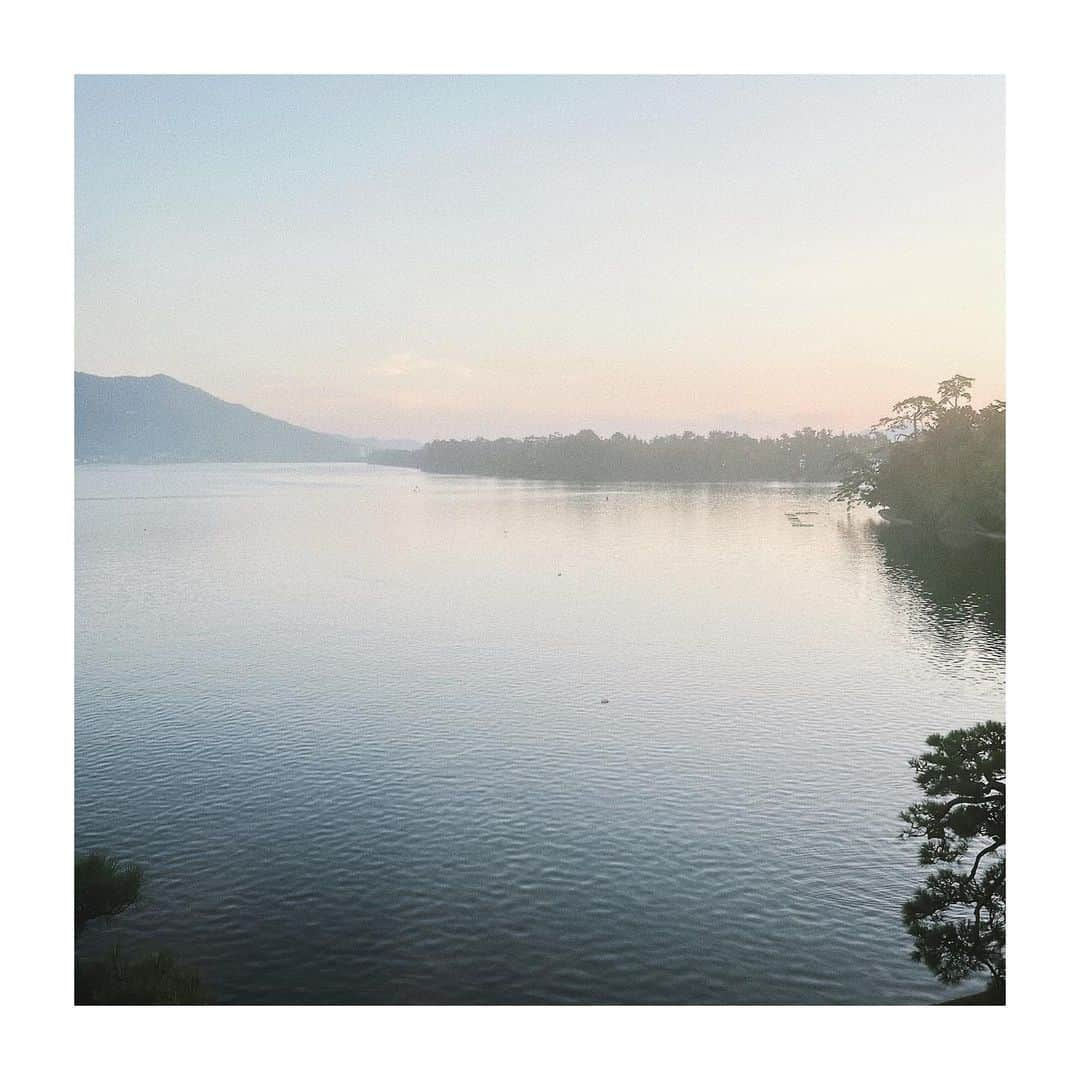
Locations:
75;75;1004;441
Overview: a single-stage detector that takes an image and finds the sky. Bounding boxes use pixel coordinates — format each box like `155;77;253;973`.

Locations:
75;75;1004;440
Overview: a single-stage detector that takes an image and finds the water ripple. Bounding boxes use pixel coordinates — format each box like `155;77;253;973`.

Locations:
75;465;1003;1003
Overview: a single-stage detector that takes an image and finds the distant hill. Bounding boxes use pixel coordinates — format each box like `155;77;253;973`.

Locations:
75;372;418;463
333;434;423;454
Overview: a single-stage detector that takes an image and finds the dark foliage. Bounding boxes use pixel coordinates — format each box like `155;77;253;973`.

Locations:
900;722;1005;989
75;852;143;937
833;375;1005;536
76;946;209;1005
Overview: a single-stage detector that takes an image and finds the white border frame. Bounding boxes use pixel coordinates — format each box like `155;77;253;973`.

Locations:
5;1;1077;1074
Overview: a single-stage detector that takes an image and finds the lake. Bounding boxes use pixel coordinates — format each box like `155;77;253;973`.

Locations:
75;463;1004;1003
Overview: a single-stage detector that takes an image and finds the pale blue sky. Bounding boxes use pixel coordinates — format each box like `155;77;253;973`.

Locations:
75;75;1003;439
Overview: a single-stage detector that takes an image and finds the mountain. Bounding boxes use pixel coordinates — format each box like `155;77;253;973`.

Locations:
75;372;412;463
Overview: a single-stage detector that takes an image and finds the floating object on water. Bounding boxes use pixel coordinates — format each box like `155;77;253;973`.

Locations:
600;699;610;704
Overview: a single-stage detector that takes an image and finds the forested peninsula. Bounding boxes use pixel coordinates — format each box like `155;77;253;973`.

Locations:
833;375;1005;540
372;375;1005;546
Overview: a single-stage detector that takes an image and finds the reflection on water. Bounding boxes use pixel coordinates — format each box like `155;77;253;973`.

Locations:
75;465;1004;1004
873;525;1004;641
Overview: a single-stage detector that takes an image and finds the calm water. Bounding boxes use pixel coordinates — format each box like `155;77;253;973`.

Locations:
75;464;1004;1003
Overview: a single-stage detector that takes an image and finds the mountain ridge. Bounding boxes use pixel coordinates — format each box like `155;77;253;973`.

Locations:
75;371;419;463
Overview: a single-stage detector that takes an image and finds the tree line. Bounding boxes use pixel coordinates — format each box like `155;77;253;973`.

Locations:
372;426;884;482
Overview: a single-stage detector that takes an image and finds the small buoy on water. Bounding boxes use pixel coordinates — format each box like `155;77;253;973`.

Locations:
600;698;610;704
